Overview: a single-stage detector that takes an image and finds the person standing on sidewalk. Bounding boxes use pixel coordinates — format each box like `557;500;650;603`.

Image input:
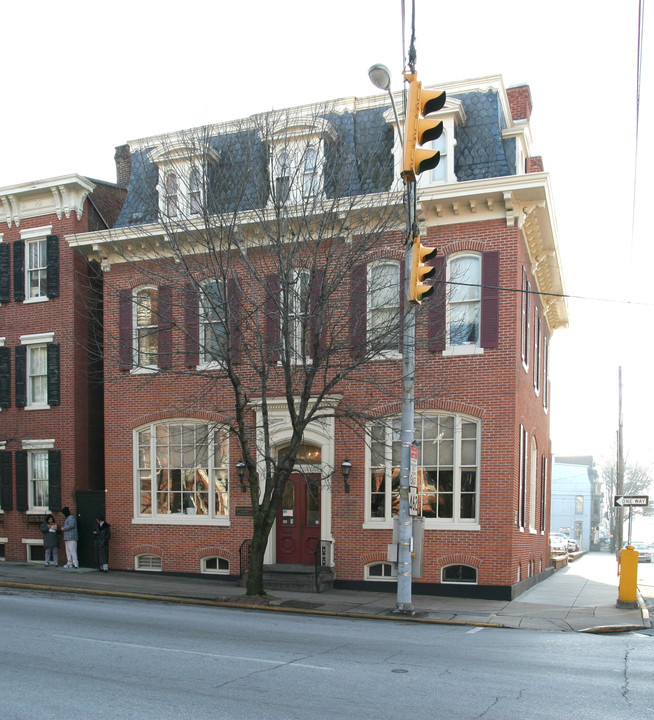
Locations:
93;514;111;572
40;514;60;567
60;507;79;568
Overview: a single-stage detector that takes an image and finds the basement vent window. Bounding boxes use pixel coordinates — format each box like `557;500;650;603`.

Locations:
135;553;162;571
201;556;229;574
26;543;45;563
365;562;394;581
442;564;477;584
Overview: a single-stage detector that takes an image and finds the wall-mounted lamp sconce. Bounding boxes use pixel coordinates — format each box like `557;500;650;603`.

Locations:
341;459;352;494
236;460;247;493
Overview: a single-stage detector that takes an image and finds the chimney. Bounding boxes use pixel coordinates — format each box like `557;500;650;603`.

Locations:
526;156;544;173
507;85;532;122
114;144;132;188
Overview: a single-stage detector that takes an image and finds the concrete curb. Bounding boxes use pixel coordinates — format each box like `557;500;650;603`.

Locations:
0;580;505;628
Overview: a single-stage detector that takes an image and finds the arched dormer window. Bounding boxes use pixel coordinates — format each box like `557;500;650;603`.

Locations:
267;116;336;209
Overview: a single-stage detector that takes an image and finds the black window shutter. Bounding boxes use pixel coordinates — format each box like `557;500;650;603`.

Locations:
480;250;500;348
15;450;28;511
0;450;12;510
158;285;172;369
0;242;10;304
185;285;200;367
13;240;25;302
118;289;133;370
46;235;60;298
350;265;367;359
428;255;446;353
48;450;62;512
47;343;61;406
265;275;280;363
0;346;11;408
15;345;27;407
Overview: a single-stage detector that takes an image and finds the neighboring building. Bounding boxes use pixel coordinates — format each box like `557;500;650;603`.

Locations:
68;75;567;598
551;456;596;551
0;175;125;564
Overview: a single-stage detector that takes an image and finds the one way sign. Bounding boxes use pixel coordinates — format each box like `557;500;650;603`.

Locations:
614;495;649;507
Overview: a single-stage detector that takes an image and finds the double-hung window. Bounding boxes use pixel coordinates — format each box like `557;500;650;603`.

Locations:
199;280;226;366
165;173;179;218
286;269;311;363
134;287;159;368
26;238;47;300
29;450;49;509
367;413;480;528
189;168;203;215
368;261;401;356
448;254;481;347
135;420;229;523
16;333;60;409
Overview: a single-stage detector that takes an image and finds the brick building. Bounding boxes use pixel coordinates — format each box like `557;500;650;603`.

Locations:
0;175;125;564
69;74;567;598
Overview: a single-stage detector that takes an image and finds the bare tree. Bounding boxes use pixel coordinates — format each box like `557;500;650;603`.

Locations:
78;103;445;595
601;459;654;549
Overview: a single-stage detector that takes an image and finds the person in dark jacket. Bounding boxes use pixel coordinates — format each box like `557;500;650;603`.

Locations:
40;514;60;567
93;514;111;572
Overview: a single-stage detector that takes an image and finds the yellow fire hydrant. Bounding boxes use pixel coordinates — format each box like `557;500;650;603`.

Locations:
618;545;639;607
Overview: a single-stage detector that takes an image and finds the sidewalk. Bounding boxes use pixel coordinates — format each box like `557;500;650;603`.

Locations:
0;552;649;633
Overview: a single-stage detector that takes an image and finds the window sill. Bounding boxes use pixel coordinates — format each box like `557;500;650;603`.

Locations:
23;296;49;305
24;404;51;411
363;520;480;531
132;515;230;526
130;366;158;375
442;345;484;357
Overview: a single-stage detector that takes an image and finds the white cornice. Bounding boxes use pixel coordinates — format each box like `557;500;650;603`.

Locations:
0;174;95;228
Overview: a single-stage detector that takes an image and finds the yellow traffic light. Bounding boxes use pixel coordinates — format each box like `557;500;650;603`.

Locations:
409;235;437;304
402;72;446;183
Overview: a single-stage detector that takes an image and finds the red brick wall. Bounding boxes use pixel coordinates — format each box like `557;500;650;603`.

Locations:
97;217;553;589
0;204;102;560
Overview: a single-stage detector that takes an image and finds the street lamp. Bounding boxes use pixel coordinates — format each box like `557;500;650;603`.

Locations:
369;63;416;614
236;460;247;493
341;459;352;493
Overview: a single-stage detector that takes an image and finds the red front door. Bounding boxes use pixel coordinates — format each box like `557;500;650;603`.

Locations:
276;474;320;564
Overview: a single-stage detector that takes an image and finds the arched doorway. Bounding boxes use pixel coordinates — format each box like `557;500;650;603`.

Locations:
275;443;322;565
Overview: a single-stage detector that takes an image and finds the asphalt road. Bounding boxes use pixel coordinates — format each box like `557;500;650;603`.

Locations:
2;588;654;720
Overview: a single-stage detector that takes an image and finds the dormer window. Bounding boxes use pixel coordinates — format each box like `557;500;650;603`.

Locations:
385;96;464;187
267;116;336;209
150;138;219;221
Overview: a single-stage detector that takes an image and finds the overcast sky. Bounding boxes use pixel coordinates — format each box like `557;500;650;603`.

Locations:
2;1;651;472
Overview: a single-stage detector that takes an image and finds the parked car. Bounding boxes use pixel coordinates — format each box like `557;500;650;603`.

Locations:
567;537;580;552
623;542;652;562
550;533;568;554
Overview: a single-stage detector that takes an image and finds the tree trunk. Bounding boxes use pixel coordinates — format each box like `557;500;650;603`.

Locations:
246;512;273;596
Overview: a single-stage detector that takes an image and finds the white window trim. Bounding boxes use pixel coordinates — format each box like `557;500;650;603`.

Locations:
529;437;537;533
132;420;231;527
367;260;402;361
131;286;159;373
198;279;227;370
446;253;482;353
22;440;55;514
201;556;230;574
364;413;481;531
364;561;396;581
21;225;53;304
20;334;54;410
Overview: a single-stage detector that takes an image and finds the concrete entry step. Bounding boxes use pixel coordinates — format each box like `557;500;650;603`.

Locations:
241;564;335;593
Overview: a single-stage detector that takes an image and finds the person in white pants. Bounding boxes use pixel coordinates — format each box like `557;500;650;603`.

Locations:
61;507;79;568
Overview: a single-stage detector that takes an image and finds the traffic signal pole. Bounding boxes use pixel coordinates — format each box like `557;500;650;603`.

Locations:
394;70;445;615
395;180;418;613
